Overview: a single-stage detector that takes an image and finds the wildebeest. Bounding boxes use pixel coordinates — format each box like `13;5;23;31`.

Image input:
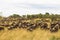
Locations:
8;24;18;30
18;22;22;28
27;23;37;31
19;22;30;29
20;22;27;28
56;21;60;29
50;24;59;32
40;22;48;30
0;27;4;30
36;21;43;26
8;25;15;30
8;21;19;30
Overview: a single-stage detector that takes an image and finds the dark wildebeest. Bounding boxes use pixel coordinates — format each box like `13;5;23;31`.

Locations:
18;22;31;29
8;25;18;30
18;22;22;28
36;21;43;26
0;24;9;27
8;21;19;30
40;22;48;30
8;26;14;30
0;27;4;30
56;21;60;29
20;22;29;29
50;23;59;32
27;23;37;31
25;22;31;27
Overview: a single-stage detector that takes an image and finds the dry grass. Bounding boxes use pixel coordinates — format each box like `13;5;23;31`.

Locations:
0;28;60;40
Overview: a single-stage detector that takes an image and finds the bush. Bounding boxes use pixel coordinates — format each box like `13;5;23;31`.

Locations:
49;36;60;40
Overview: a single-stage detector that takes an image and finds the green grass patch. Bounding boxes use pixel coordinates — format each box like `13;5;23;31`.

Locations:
49;36;60;40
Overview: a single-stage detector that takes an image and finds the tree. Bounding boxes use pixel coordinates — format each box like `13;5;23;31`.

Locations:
50;14;56;21
27;15;32;19
39;13;43;18
9;14;21;18
45;12;50;15
44;12;50;18
22;15;27;18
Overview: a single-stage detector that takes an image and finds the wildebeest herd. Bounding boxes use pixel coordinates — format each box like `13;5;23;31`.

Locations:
0;18;60;33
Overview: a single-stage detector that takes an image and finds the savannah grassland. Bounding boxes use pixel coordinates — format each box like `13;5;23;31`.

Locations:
0;13;60;40
0;19;60;40
0;27;60;40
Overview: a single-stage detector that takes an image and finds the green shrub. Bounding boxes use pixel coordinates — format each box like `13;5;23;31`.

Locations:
49;36;60;40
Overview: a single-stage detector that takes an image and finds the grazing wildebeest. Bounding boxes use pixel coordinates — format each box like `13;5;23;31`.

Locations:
40;22;48;30
18;22;22;28
8;21;19;30
50;24;59;32
20;22;26;28
36;21;43;26
56;21;60;29
20;22;29;28
27;23;37;31
0;24;9;27
8;26;14;30
26;22;31;27
0;27;4;30
8;24;18;30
